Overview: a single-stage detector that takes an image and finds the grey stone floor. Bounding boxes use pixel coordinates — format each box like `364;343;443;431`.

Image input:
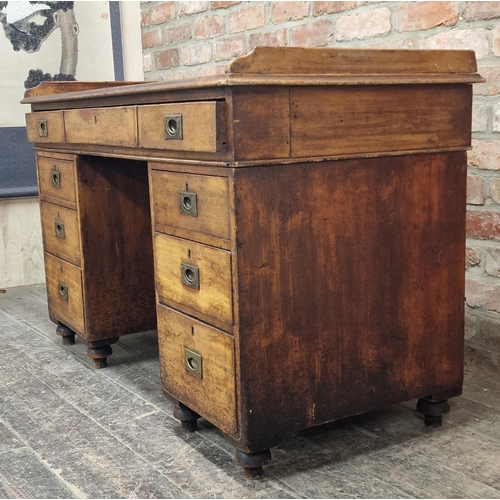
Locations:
1;284;500;499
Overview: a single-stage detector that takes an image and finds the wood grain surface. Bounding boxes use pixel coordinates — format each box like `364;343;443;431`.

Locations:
44;252;85;335
150;168;230;243
36;154;77;208
232;152;466;450
40;201;81;267
154;233;233;329
157;304;237;435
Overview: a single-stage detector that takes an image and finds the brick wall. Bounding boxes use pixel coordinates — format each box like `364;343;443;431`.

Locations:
140;1;500;359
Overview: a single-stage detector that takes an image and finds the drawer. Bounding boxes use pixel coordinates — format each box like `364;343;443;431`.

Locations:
154;233;233;328
40;201;81;266
44;253;85;335
158;304;237;436
150;169;230;242
138;101;226;152
64;106;137;147
26;111;65;143
37;155;77;207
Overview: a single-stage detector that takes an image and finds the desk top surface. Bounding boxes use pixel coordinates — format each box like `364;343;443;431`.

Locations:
23;47;484;111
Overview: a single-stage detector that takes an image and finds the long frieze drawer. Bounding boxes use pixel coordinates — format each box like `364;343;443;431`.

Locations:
44;253;85;335
138;102;226;152
150;168;230;242
40;201;81;267
64;106;137;147
290;85;472;157
26;111;65;144
37;155;77;207
158;304;237;436
154;233;233;327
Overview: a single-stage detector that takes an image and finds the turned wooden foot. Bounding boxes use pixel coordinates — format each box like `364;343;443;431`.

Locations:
56;323;76;346
85;338;119;369
173;402;200;432
417;398;451;427
235;449;271;479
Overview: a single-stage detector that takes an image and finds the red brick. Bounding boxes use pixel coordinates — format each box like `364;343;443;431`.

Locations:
484;247;500;276
155;48;180;70
214;35;246;61
211;1;240;9
290;19;333;47
362;38;416;49
313;2;356;16
493;104;500;133
164;23;192;44
151;2;176;25
474;67;500;96
228;5;266;33
270;2;309;24
395;2;458;32
464;311;477;340
143;53;153;73
463;2;500;21
472;103;488;132
166;69;195;81
335;8;391;41
141;8;150;28
194;15;226;39
142;29;162;49
179;42;212;66
466;247;481;268
249;29;287;51
493;26;500;56
467;210;500;240
197;65;227;77
468;140;500;171
479;316;500;350
466;278;500;313
467;174;485;205
179;1;209;15
490;178;500;203
419;29;489;60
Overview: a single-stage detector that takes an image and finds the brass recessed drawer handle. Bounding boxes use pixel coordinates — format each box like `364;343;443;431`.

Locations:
55;221;65;239
181;263;199;290
38;119;48;137
164;114;183;140
179;191;198;216
51;170;61;189
58;282;68;300
184;348;202;378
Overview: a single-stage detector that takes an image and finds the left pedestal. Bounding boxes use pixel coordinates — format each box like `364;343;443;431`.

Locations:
37;152;157;367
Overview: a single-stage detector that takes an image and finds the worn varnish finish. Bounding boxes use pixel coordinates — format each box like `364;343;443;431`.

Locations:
23;47;481;475
231;153;466;450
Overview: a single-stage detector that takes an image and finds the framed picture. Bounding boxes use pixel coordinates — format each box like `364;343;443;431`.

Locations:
0;1;124;198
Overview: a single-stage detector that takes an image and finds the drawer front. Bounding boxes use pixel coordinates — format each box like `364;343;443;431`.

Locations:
154;233;233;327
37;155;77;207
40;201;81;266
26;111;65;143
44;253;85;335
158;304;237;436
64;106;137;147
138;102;224;152
150;169;230;241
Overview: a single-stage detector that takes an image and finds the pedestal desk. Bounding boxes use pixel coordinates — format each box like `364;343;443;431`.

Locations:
24;48;483;475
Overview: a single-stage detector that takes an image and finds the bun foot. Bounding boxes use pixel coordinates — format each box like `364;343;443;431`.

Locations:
417;398;451;427
56;323;76;346
235;449;271;479
87;345;113;369
173;402;199;432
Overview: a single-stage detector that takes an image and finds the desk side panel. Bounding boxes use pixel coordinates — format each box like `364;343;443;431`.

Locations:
233;153;466;451
76;156;156;340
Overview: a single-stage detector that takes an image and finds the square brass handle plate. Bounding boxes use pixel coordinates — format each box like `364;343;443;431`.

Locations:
164;115;183;140
184;348;202;378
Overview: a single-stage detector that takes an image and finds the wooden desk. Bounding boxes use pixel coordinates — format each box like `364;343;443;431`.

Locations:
24;47;483;476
